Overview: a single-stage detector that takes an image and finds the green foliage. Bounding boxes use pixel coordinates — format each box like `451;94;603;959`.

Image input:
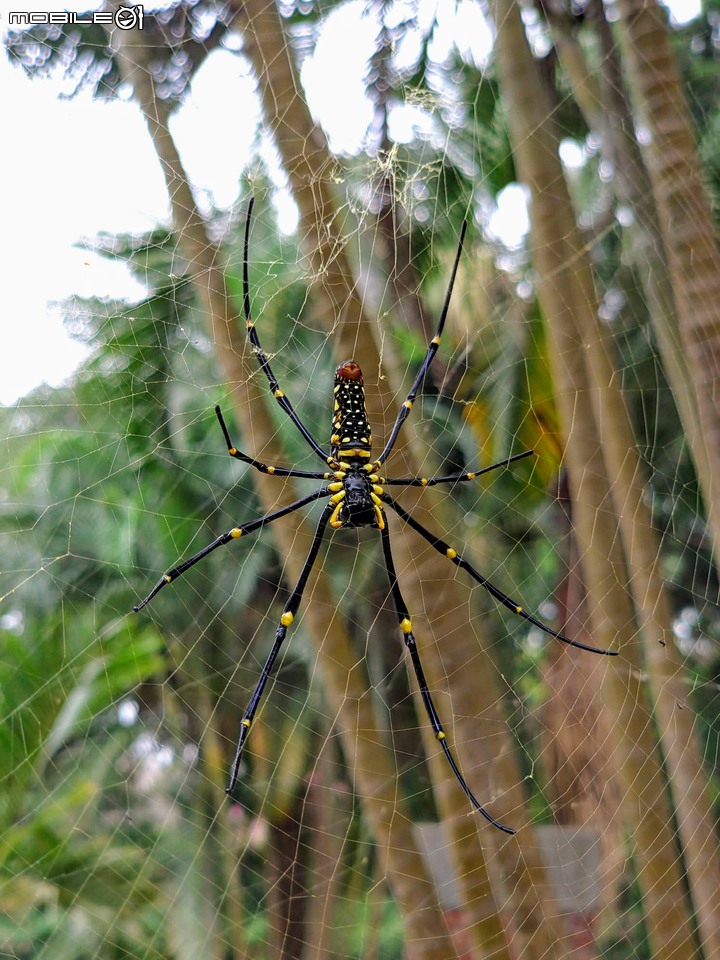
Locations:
0;606;167;957
0;213;325;956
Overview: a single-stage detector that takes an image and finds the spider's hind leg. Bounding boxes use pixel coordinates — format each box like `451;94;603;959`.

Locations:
226;500;334;794
381;493;617;657
378;515;515;833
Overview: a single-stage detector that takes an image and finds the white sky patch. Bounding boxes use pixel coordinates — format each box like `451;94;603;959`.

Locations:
559;138;586;169
388;102;433;144
428;0;492;65
301;0;376;155
0;49;167;403
488;183;530;248
170;50;260;210
667;0;701;24
454;0;494;67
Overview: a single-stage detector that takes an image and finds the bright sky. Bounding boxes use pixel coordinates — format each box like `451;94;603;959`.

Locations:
0;0;702;405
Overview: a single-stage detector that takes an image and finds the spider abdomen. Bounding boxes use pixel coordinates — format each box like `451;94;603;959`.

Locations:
331;360;372;462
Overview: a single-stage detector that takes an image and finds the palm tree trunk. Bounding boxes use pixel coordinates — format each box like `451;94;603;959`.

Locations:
301;737;354;960
491;2;705;957
199;686;251;960
109;18;458;960
550;3;712;564
571;215;720;960
546;8;720;956
593;8;705;482
237;3;572;957
265;784;309;960
615;0;720;571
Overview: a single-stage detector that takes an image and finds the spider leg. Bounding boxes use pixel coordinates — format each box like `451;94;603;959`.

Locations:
132;487;331;612
379;514;515;833
373;220;468;469
226;501;334;793
382;493;618;657
243;199;331;466
216;406;334;481
380;449;534;487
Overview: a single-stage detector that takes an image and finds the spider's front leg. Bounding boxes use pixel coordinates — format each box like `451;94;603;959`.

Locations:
379;513;515;833
373;219;467;469
215;405;338;482
226;501;334;793
242;198;331;466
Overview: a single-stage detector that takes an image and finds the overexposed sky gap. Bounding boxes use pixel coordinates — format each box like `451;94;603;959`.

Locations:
1;0;701;403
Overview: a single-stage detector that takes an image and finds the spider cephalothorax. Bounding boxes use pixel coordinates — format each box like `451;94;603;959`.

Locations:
134;198;617;833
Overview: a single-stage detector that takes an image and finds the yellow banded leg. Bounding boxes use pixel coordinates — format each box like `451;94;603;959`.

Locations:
226;503;334;795
377;514;515;833
381;490;617;656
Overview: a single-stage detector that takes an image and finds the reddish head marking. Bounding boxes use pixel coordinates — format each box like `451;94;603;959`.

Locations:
335;360;364;382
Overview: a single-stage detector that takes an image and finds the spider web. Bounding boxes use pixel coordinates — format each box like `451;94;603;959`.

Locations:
1;2;719;959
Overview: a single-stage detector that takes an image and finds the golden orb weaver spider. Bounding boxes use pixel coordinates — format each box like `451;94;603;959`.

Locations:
133;198;617;833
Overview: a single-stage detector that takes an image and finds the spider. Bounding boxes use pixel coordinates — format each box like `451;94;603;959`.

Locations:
134;198;616;833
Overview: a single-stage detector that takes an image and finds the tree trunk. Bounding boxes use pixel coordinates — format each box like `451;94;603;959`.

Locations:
550;3;712;582
615;0;720;573
301;737;354;960
266;784;309;960
540;489;623;885
491;2;704;958
593;7;706;488
109;18;458;960
238;2;573;957
547;8;720;957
